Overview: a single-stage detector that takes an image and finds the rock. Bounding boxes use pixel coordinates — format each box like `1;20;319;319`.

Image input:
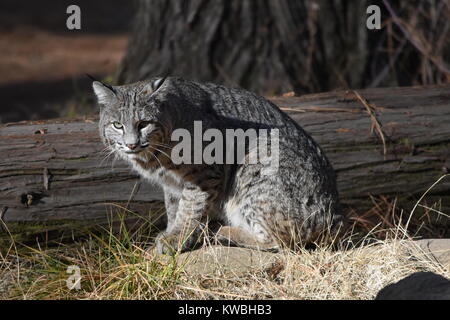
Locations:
411;239;450;267
375;272;450;300
172;246;281;277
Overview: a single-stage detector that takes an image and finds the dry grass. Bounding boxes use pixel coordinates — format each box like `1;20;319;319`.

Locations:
0;229;448;300
1;176;449;300
1;217;448;300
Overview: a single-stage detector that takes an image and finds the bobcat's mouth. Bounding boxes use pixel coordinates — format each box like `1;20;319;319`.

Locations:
121;142;150;154
124;146;148;154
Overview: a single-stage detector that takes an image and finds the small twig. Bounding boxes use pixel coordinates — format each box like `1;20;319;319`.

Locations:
280;106;362;113
352;90;388;156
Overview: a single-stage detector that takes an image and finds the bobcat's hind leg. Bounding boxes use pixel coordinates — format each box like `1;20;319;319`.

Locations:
214;226;280;252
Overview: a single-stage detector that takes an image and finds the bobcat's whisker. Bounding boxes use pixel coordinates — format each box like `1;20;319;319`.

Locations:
152;142;174;151
149;145;172;162
99;147;116;167
147;149;163;168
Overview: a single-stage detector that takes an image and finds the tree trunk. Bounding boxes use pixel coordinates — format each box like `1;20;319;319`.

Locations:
118;0;450;95
1;85;450;246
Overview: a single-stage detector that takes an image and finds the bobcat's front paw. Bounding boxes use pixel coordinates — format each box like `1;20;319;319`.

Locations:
154;231;201;255
155;232;180;255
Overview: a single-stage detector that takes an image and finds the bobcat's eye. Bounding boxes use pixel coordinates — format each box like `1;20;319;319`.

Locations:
112;122;123;130
137;121;152;131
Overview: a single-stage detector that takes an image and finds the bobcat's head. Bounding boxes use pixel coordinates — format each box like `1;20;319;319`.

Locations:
92;78;169;160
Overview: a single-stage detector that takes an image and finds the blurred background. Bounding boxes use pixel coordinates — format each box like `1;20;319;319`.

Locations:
0;0;134;122
0;0;449;123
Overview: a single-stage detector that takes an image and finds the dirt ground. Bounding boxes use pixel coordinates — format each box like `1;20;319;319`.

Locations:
0;0;135;123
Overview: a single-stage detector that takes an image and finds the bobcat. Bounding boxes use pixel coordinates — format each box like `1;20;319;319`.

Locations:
93;77;345;254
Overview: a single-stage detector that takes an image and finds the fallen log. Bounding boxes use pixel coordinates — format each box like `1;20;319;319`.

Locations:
1;85;449;246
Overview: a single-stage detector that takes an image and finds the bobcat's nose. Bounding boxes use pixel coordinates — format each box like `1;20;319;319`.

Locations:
126;143;138;150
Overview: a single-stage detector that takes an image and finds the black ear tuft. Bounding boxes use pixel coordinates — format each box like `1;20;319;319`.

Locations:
86;73;98;82
87;74;117;94
103;82;117;94
141;77;166;96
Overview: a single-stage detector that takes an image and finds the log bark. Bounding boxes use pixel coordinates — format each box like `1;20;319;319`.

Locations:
1;85;450;245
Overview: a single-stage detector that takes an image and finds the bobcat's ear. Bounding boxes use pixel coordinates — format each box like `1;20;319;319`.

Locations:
92;81;117;106
141;77;166;96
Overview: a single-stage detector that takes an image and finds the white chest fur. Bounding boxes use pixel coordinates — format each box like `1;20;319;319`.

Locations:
125;154;183;193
